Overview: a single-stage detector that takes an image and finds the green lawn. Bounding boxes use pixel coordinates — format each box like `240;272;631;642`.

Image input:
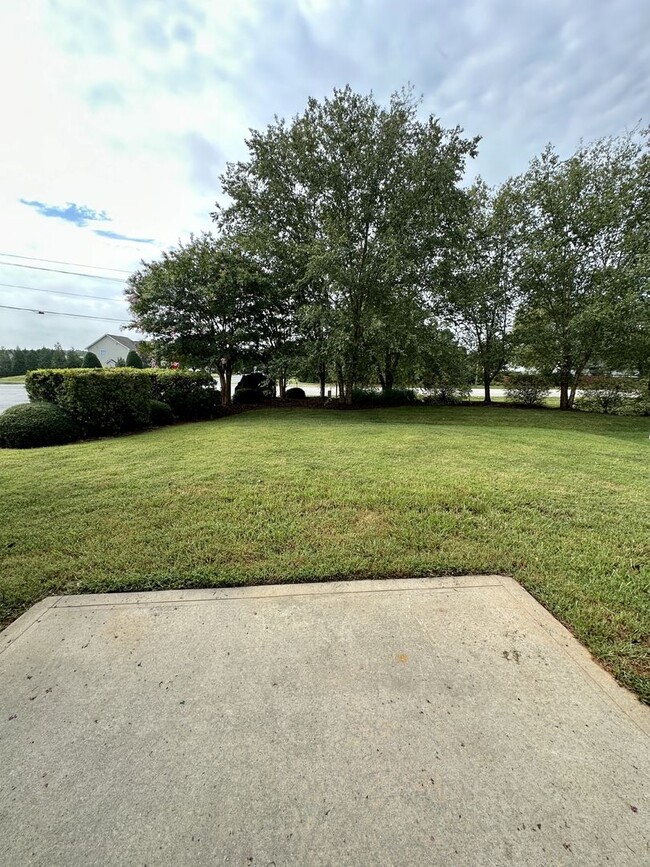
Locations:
0;375;26;383
1;406;648;701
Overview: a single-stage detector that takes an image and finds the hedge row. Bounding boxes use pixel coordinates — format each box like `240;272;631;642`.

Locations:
142;369;221;420
24;368;222;439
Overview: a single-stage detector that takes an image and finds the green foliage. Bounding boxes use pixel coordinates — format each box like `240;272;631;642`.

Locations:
233;387;268;404
126;234;271;405
505;373;551;406
82;351;102;369
443;179;520;401
351;388;419;407
25;369;153;436
149;399;175;426
126;350;144;368
0;401;81;449
574;376;646;415
215;85;478;403
285;387;306;399
514;132;649;409
0;345;82;377
143;369;221;420
417;328;472;404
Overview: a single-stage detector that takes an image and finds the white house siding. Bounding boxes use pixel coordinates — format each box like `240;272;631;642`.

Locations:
86;336;134;368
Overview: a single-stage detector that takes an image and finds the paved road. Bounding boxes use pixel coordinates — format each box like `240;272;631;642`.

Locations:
1;576;647;866
0;384;28;412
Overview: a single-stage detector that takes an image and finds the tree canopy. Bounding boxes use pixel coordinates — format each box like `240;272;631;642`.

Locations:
125;87;649;409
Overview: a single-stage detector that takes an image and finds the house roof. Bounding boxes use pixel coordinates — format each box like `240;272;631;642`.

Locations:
86;334;140;352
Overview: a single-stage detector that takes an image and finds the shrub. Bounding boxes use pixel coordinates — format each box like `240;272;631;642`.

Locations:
285;387;306;399
26;368;153;436
149;399;174;426
420;385;470;405
82;351;102;368
235;372;276;398
505;373;550;407
575;376;644;415
143;370;221;419
126;350;144;368
0;402;81;449
233;387;267;404
352;388;419;407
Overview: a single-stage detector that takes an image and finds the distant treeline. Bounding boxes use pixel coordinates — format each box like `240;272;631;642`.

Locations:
0;345;84;377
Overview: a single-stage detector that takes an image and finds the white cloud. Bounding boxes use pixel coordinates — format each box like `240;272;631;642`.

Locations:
0;0;647;347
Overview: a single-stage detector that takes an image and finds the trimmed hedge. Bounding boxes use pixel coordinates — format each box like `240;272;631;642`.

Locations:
149;399;174;426
0;402;81;449
26;368;153;436
143;370;221;419
25;368;223;437
285;387;306;399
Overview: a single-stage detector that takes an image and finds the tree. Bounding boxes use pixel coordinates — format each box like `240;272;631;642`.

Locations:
51;342;67;368
126;234;269;405
443;179;520;403
82;351;102;368
215;85;478;403
125;349;144;368
514;132;649;409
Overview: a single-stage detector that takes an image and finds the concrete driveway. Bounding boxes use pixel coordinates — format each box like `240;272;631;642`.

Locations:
1;576;648;866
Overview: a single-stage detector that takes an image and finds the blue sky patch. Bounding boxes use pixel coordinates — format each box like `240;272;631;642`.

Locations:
95;229;155;244
19;199;110;226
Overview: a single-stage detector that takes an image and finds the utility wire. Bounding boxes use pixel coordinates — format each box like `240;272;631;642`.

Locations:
0;304;130;323
0;251;131;273
0;281;125;303
0;262;126;282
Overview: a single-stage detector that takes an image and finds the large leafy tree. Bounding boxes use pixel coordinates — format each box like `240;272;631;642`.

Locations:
443;179;520;403
215;85;478;403
126;234;270;405
514;132;649;409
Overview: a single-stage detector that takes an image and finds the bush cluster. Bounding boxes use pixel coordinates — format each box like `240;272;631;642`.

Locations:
233;387;268;404
284;387;306;399
143;370;221;420
149;399;175;426
26;368;152;436
575;376;648;415
505;373;550;407
0;402;81;449
351;388;419;407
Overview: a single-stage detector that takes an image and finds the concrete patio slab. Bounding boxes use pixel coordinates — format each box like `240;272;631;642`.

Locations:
0;576;648;866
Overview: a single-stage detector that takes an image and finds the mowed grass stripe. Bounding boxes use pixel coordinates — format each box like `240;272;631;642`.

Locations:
1;406;648;701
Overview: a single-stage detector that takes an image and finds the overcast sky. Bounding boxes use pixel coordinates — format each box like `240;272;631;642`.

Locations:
0;0;647;349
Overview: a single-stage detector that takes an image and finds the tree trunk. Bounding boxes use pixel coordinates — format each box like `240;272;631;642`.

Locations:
278;374;286;400
217;363;232;406
336;363;345;402
319;364;326;399
217;370;228;405
483;368;492;405
344;375;354;405
559;370;570;410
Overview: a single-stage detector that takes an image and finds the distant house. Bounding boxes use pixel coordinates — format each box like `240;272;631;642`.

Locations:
86;334;141;368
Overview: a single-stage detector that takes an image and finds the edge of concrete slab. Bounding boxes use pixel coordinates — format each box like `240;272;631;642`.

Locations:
2;575;648;735
0;595;61;656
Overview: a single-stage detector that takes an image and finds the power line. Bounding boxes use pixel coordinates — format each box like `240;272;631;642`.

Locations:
0;262;126;282
0;251;131;273
0;304;130;323
0;281;125;303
